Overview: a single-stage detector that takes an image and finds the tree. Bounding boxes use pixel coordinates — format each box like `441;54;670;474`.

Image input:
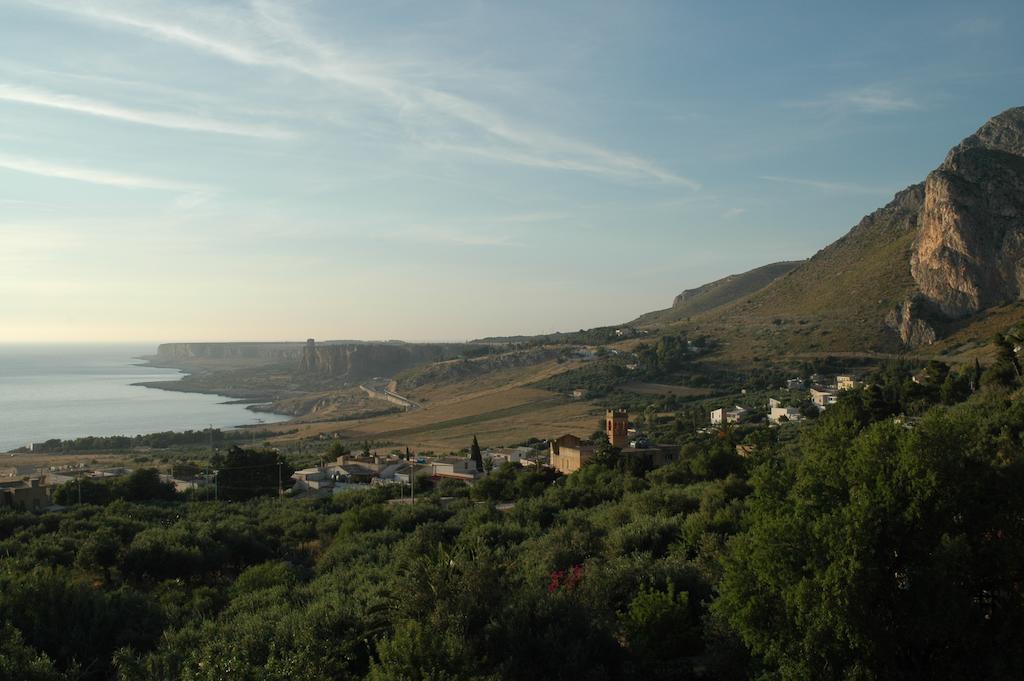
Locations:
216;446;294;501
328;440;350;459
52;477;112;506
643;404;658;432
0;622;64;681
620;582;702;662
469;435;483;472
714;400;1024;680
75;527;121;581
940;369;972;405
116;468;176;502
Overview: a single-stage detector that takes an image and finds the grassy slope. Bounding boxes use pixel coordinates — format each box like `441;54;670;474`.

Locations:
634;261;803;325
652;188;925;361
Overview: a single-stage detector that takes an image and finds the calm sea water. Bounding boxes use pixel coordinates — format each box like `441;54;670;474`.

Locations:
0;344;289;452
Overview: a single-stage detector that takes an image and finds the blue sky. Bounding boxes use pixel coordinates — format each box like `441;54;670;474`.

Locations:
1;1;1021;343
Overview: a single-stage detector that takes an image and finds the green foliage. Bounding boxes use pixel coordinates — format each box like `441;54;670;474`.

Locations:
20;428;229;453
328;441;351;459
118;468;177;502
5;384;1024;680
0;621;65;681
536;359;629;397
217;446;295;501
714;391;1024;680
620;582;702;661
52;477;113;506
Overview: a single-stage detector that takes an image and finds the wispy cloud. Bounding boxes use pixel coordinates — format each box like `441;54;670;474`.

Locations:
787;85;919;114
722;207;746;218
0;83;296;139
379;225;517;247
759;175;889;195
0;153;208;194
32;0;696;187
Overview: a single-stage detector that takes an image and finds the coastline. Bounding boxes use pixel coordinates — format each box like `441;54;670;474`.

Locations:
0;347;294;452
132;354;292;416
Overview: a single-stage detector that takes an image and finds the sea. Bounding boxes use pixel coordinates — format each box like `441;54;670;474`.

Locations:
0;344;289;452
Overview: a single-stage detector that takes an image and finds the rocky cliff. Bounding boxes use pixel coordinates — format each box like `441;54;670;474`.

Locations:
155;342;306;362
629;108;1024;352
910;107;1024;320
298;340;480;381
156;340;482;381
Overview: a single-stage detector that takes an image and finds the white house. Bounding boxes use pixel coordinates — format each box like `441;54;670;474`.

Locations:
769;405;803;424
483;447;531;466
809;388;838;409
430;457;481;480
710;405;747;425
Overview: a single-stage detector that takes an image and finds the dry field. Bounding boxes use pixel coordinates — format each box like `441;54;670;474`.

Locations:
270;358;602;452
1;450;162;477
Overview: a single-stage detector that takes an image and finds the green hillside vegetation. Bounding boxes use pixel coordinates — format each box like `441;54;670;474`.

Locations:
634;261;803;326
4;336;1024;680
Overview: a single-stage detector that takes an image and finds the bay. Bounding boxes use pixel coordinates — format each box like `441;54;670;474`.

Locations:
0;344;289;452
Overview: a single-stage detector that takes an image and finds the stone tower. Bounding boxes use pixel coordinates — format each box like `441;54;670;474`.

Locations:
606;408;629;448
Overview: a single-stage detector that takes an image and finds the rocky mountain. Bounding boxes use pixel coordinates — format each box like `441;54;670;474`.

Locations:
635;106;1024;352
909;107;1024;323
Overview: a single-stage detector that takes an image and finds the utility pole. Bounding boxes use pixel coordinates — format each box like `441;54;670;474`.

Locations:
77;476;81;505
278;461;283;496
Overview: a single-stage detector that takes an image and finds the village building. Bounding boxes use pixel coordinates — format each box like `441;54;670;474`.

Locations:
607;408;630;448
428;457;480;481
786;378;806;390
615;408;679;467
548;434;595;475
769;405;804;423
810;387;839;409
0;477;55;511
483;447;531;466
290;454;404;496
836;375;861;391
710;405;747;425
550;409;679;475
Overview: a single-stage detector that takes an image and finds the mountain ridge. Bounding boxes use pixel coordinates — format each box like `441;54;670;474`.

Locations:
630;106;1024;355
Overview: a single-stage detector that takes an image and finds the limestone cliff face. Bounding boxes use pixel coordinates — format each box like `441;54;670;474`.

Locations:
299;340;474;381
885;298;937;347
910;107;1024;319
156;342;305;362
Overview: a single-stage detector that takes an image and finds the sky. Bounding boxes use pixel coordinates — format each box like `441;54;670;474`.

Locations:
0;1;1022;343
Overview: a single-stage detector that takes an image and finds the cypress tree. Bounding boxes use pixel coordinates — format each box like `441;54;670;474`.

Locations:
470;435;483;472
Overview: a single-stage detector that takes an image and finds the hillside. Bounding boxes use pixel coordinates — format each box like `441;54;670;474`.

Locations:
697;183;925;355
632;106;1024;359
633;261;803;325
